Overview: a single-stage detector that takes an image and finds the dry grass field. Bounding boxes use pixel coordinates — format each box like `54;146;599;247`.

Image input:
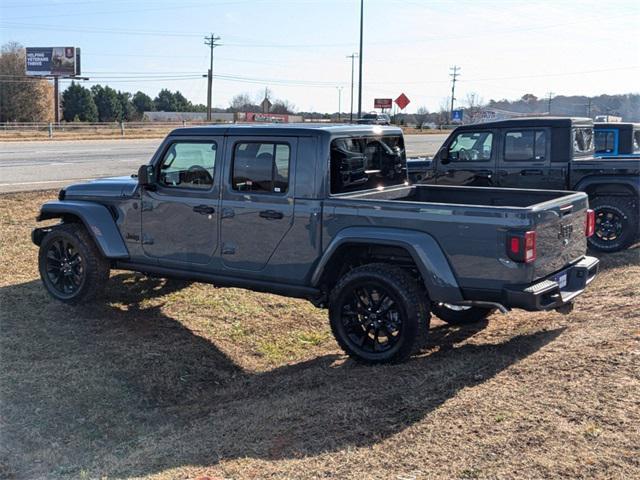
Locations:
0;190;638;480
0;127;447;142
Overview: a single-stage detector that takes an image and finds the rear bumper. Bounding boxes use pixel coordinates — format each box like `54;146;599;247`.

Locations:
503;256;599;311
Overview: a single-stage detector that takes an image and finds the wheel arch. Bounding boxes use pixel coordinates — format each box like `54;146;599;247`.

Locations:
34;200;129;259
575;176;639;202
311;227;463;304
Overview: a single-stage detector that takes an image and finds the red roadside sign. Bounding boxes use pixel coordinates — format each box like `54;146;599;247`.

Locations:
374;98;393;109
395;93;410;110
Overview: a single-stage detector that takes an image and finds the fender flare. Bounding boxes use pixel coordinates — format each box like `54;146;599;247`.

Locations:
36;200;129;259
311;226;464;304
574;175;640;199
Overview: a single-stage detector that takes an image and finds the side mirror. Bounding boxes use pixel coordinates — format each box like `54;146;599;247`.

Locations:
439;148;451;165
137;165;155;187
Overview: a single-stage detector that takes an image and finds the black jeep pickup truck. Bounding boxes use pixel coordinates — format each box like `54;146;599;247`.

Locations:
32;124;599;364
423;118;640;252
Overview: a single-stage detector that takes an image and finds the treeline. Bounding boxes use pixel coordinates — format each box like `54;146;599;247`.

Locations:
487;93;640;121
61;83;207;122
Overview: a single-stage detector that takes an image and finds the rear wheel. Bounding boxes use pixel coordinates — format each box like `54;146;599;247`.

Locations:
431;303;494;325
588;196;638;252
38;223;110;304
329;263;429;364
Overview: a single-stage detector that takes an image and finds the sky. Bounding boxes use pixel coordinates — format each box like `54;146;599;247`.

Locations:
1;0;639;114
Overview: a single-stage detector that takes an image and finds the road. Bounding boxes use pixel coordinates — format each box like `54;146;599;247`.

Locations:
0;134;447;193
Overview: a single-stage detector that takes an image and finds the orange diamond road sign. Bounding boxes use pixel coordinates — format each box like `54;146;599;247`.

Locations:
395;93;410;110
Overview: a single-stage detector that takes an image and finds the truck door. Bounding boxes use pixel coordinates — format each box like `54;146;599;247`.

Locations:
141;137;221;266
497;128;561;190
434;130;496;186
220;137;296;271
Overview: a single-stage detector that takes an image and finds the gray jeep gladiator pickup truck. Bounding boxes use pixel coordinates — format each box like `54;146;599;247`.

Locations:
422;118;640;252
33;124;599;364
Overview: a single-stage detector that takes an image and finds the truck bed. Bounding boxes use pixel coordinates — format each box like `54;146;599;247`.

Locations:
346;184;568;208
326;184;589;295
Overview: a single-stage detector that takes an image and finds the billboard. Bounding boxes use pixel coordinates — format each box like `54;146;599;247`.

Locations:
26;47;80;77
451;109;464;123
374;98;393;109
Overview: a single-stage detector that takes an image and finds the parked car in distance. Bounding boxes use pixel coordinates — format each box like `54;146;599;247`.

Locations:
424;117;640;252
33;124;598;364
594;122;640;158
357;112;391;125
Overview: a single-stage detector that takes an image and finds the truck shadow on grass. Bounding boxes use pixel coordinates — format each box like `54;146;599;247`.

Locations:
0;275;563;479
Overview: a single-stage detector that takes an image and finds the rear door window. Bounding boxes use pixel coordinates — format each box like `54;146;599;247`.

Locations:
504;130;546;161
595;130;615;154
232;142;290;194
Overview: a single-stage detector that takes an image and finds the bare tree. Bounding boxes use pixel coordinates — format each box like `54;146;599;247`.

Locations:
229;93;259;113
415;106;430;128
271;99;295;114
0;41;53;122
464;92;484;123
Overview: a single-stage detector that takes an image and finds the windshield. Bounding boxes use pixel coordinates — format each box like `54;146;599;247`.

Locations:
330;135;407;194
573;127;594;156
634;130;640;153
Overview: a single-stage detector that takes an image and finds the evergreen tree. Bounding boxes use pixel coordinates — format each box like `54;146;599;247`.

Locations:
62;82;98;122
91;84;122;121
132;91;153;118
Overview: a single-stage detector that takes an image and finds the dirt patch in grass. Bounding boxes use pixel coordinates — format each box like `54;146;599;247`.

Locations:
0;190;638;479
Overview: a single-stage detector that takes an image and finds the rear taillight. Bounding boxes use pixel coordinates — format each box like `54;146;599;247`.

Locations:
585;209;595;237
507;230;537;263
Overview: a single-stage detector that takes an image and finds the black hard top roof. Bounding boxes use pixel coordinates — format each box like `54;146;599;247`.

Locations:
594;122;638;131
169;123;403;137
456;117;592;129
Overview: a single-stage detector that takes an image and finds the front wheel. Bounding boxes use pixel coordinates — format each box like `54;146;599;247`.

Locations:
588;196;638;252
38;223;110;304
329;263;430;364
431;303;494;325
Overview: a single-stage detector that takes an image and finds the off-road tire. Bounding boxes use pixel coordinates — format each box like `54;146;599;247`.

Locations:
589;196;638;252
38;222;110;304
431;303;494;325
329;263;430;364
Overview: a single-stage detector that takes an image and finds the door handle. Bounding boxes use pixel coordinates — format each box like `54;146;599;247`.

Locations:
259;209;284;220
520;169;543;176
193;204;215;215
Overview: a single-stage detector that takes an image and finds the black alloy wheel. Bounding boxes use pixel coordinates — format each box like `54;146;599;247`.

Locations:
340;282;404;355
44;238;85;298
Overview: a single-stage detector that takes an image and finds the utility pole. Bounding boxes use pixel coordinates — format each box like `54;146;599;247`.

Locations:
204;33;221;122
546;91;554;114
336;86;343;122
346;53;358;123
586;98;592;118
357;0;364;119
53;77;60;124
449;65;460;123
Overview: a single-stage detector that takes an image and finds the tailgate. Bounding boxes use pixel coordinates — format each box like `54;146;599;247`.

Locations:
532;192;589;280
